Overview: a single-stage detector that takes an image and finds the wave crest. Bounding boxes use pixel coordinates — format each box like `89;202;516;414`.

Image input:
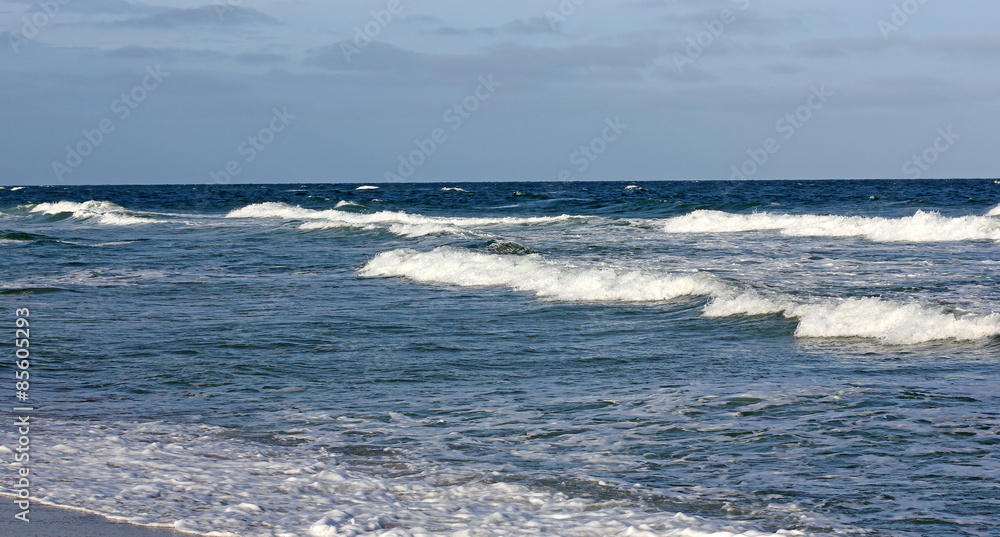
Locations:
226;202;582;238
662;209;1000;242
361;247;1000;344
30;200;163;226
360;247;724;302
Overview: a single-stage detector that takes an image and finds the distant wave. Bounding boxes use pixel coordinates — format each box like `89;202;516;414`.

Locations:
29;200;164;226
662;209;1000;242
361;247;1000;344
225;202;582;238
355;185;379;190
442;187;470;192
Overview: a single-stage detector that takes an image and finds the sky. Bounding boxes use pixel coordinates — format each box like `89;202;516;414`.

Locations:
1;0;998;185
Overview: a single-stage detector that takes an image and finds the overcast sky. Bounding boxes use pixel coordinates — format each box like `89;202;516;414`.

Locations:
1;0;998;184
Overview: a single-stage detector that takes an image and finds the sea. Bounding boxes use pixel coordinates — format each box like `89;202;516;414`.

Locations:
1;180;999;537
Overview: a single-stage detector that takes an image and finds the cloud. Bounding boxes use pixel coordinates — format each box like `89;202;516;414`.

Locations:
396;15;443;25
499;17;556;35
236;52;286;64
793;36;893;57
114;6;280;28
661;8;798;36
28;0;155;15
912;33;1000;58
793;32;1000;59
430;17;557;37
305;40;659;85
105;46;232;62
764;63;806;75
624;1;673;8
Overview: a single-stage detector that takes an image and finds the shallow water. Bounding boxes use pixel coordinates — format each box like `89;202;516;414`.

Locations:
1;180;998;536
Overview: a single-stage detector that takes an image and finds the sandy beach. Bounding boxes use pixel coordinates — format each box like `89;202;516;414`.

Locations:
0;497;188;537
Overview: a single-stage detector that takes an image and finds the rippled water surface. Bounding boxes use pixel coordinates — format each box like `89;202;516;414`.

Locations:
1;180;998;537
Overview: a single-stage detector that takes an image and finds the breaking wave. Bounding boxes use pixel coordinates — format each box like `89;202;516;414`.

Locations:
359;246;724;302
361;247;1000;344
29;201;164;226
225;202;582;238
662;209;1000;242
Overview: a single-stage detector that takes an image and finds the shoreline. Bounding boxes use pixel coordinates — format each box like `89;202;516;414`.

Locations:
0;495;192;537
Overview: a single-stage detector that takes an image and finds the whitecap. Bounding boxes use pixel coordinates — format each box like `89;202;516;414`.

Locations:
225;202;582;238
789;298;1000;344
30;200;165;226
704;292;1000;344
355;185;379;190
662;209;1000;242
360;246;724;302
361;247;1000;344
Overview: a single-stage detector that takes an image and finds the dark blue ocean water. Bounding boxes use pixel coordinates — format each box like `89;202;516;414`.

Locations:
1;180;999;537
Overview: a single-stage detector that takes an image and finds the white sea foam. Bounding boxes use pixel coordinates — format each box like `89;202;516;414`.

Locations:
662;209;1000;242
30;200;164;226
334;200;362;208
10;186;24;191
702;289;788;318
442;187;470;192
226;202;582;238
356;185;379;190
788;298;1000;344
1;419;810;537
987;203;1000;216
360;247;725;302
362;247;1000;344
705;292;1000;344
